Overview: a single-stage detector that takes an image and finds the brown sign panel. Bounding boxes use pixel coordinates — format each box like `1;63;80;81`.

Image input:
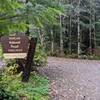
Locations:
1;35;29;59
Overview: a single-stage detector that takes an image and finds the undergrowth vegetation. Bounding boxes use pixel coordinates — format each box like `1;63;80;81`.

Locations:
0;65;49;100
34;44;47;66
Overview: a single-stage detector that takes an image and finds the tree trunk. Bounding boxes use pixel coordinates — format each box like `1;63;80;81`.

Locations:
58;0;64;56
92;0;96;54
38;28;44;47
69;15;72;54
25;0;30;36
51;29;54;55
77;0;81;57
89;0;92;54
60;15;64;56
68;0;72;54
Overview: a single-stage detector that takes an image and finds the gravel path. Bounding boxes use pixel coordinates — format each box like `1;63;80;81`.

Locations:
39;57;100;100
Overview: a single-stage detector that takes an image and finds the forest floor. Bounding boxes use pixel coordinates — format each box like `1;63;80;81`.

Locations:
39;57;100;100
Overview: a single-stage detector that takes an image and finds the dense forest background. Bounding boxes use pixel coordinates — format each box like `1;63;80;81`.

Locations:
0;0;100;58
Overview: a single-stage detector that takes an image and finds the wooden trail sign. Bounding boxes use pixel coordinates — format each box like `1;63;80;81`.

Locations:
1;34;37;82
1;35;29;59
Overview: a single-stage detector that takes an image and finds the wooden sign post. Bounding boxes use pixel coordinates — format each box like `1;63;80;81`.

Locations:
1;34;37;82
22;38;37;82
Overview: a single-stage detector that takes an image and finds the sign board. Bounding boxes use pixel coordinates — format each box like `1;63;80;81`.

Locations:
1;35;29;59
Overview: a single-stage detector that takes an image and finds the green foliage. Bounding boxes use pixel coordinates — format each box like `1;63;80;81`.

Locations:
0;65;49;100
34;44;47;66
86;55;100;60
0;45;3;59
0;87;18;100
4;64;19;75
0;0;27;34
65;54;78;59
0;0;63;35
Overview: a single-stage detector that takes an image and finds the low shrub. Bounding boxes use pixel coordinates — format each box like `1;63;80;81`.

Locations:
0;45;3;59
87;54;100;60
65;54;78;59
0;65;49;100
34;44;47;66
0;87;19;100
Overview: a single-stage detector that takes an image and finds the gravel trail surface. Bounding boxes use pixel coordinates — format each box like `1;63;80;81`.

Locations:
39;57;100;100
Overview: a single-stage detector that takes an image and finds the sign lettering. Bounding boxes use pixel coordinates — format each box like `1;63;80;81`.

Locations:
1;35;29;59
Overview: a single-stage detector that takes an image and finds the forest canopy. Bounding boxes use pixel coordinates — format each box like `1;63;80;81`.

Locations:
0;0;100;57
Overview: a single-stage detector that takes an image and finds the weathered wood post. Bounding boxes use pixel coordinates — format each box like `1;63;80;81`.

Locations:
22;38;37;82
